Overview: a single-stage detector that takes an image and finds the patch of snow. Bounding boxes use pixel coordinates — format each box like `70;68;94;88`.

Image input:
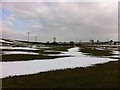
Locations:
38;47;50;49
0;39;12;44
43;54;70;56
99;45;119;47
0;46;38;50
96;48;104;50
112;51;119;55
110;55;119;58
44;50;59;52
3;51;39;55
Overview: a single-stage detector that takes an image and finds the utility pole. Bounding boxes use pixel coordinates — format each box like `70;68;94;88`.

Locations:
26;32;31;42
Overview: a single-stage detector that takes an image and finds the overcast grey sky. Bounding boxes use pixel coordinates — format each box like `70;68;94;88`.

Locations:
0;1;118;42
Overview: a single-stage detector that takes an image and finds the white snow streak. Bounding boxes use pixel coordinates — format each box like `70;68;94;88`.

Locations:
3;51;39;55
0;46;38;50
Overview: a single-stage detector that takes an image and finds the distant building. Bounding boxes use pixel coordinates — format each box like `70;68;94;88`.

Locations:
53;37;56;43
46;41;49;44
90;40;94;44
109;40;114;45
70;41;74;46
52;37;57;45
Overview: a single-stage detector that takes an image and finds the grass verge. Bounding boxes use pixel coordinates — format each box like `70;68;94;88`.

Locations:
51;46;73;51
2;54;70;61
79;47;112;56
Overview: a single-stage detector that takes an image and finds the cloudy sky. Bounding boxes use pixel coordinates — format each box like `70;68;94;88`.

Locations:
0;1;118;42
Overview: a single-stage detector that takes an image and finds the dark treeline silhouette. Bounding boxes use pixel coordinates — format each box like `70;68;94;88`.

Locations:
1;38;120;47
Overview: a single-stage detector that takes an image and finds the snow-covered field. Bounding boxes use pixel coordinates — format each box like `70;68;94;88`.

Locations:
0;46;38;50
0;47;118;78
